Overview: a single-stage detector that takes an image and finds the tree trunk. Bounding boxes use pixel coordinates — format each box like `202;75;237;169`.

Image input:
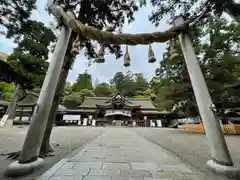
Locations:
40;34;77;154
0;84;21;128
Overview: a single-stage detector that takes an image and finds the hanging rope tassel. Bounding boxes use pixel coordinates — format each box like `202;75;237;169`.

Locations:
71;35;81;56
94;45;105;63
148;44;156;63
124;46;130;67
169;44;179;60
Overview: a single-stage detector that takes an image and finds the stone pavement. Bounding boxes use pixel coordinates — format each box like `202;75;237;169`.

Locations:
38;128;213;180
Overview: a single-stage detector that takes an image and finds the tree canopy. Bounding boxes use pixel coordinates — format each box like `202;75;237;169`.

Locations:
139;0;240;25
151;16;240;117
0;0;36;41
7;20;56;88
61;0;139;59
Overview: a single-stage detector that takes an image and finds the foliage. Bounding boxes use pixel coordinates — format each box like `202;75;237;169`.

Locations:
7;20;56;88
63;82;73;97
0;82;15;101
61;0;139;59
62;88;95;108
61;71;150;107
201;17;240;113
146;0;240;26
62;92;83;108
0;0;36;41
110;72;125;92
134;73;149;93
151;17;240;117
94;83;112;97
110;71;149;97
72;73;93;91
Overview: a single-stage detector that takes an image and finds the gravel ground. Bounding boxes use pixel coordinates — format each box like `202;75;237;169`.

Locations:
0;126;105;180
133;128;240;180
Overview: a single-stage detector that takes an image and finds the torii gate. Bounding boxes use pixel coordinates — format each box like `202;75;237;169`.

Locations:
4;0;240;178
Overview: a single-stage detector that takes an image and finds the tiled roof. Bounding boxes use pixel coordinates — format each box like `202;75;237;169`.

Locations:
79;96;156;110
0;93;66;111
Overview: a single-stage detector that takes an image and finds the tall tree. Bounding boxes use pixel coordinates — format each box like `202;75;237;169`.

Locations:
0;82;15;101
119;72;136;97
200;17;240;119
142;0;240;25
63;89;95;108
111;71;150;97
134;73;149;95
151;17;240;118
0;20;55;129
72;73;93;91
94;83;112;97
64;82;73;97
111;72;125;92
0;0;36;40
7;20;56;87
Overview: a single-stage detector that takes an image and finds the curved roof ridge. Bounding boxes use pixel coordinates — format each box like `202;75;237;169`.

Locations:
127;98;151;101
85;96;111;99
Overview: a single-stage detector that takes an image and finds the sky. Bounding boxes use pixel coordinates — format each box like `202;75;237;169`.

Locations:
0;0;170;84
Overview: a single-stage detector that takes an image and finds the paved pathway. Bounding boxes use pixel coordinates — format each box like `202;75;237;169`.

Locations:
38;128;213;180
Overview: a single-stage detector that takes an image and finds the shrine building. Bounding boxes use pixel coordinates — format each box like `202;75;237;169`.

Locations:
56;93;179;127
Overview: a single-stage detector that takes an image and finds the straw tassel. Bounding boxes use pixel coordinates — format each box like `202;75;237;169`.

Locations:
148;44;156;63
71;36;81;56
169;44;179;60
124;46;130;67
94;45;105;63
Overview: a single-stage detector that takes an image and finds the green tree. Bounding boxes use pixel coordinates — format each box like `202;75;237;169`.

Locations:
111;71;150;97
94;83;112;97
63;89;95;108
151;17;240;118
62;92;83;108
0;0;36;40
109;84;118;96
199;17;240;117
153;39;194;112
72;73;93;92
63;82;73;97
111;72;125;92
119;72;136;97
0;20;55;131
0;82;15;101
144;0;240;26
134;73;149;95
7;20;56;87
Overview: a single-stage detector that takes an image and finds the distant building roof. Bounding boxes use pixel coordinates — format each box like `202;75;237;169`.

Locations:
0;93;66;111
79;93;156;110
0;59;29;86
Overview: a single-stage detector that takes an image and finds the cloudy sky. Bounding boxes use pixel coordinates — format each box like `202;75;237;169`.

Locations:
0;0;170;84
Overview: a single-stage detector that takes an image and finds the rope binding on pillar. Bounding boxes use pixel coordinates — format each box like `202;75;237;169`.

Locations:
71;35;81;56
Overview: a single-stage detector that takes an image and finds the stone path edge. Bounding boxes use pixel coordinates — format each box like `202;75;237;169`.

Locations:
132;130;216;180
38;128;107;180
